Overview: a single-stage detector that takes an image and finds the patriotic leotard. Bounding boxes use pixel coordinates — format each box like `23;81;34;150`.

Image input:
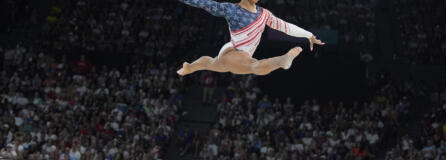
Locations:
179;0;313;57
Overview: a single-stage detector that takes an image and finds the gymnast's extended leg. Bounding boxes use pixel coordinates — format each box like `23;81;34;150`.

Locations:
177;56;229;76
246;47;303;75
177;46;302;76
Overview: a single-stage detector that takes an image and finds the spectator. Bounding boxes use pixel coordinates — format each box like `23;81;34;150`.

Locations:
74;55;91;74
0;47;185;159
191;74;410;159
202;71;216;105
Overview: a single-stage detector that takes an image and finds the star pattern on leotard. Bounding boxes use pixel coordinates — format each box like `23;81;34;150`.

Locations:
241;17;248;23
180;0;262;30
211;6;218;12
229;4;261;30
198;2;205;7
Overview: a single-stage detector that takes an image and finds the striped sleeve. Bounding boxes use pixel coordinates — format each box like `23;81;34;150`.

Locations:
264;9;313;39
178;0;229;17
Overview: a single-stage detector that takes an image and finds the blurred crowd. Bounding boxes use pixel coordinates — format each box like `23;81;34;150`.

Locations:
393;0;446;65
385;87;446;160
0;0;445;159
39;0;377;60
4;0;446;65
173;72;433;160
0;44;185;159
43;0;206;59
385;104;446;160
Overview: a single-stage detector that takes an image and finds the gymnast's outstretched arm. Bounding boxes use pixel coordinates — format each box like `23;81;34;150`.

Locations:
178;0;229;17
264;9;325;50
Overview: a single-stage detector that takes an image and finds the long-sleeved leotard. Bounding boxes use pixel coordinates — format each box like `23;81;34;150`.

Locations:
179;0;313;56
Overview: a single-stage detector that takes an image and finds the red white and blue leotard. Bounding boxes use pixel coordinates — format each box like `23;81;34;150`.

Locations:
179;0;313;57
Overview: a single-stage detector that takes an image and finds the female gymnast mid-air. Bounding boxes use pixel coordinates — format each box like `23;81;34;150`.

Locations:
177;0;325;76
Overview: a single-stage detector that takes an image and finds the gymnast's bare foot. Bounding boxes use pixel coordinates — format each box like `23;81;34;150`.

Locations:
177;62;194;76
283;47;303;70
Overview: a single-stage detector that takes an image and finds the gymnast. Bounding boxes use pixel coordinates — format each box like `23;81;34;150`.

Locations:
177;0;325;76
